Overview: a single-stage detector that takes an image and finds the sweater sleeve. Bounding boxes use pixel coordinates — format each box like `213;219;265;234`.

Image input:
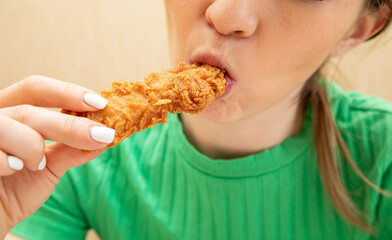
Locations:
10;168;90;240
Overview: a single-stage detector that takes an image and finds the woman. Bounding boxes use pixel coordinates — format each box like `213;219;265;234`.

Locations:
2;0;392;239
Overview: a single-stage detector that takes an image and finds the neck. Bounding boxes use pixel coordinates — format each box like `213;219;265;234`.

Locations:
180;86;306;159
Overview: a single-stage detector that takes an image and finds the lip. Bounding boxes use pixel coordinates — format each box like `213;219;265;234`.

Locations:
189;53;236;98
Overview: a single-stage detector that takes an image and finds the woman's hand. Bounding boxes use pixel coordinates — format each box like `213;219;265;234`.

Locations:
0;75;114;237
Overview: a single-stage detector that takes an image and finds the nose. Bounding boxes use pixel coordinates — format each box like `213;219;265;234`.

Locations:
205;0;258;38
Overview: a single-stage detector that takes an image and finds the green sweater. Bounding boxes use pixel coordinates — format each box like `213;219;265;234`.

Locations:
11;82;392;240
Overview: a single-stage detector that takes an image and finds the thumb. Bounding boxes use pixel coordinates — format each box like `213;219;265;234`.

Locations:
45;142;106;178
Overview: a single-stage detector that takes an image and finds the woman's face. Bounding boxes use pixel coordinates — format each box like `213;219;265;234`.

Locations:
164;0;366;123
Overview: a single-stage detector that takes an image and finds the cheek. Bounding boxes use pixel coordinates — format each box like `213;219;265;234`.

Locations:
164;0;207;63
256;5;359;83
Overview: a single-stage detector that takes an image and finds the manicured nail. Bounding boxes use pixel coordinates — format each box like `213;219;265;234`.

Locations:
90;126;115;144
38;155;46;170
83;93;108;109
8;156;24;171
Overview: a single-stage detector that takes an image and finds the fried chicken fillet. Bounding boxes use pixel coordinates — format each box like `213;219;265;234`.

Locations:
62;62;226;147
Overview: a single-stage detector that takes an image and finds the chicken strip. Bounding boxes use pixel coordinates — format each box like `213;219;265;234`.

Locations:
62;62;226;147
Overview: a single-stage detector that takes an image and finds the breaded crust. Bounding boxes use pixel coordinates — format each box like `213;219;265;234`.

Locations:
62;62;226;147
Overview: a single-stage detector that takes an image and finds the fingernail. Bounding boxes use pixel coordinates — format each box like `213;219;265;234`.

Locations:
8;156;24;171
38;155;46;170
90;126;115;144
83;93;108;109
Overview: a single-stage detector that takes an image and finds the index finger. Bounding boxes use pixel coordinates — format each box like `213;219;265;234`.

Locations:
0;75;107;112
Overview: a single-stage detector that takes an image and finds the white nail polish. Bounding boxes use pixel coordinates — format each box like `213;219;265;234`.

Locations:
38;155;46;170
90;126;115;144
8;156;24;171
83;93;108;109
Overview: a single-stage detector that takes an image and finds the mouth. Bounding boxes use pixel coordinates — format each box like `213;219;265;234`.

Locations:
189;54;235;98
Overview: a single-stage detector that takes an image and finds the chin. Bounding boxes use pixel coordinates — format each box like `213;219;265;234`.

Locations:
197;100;242;124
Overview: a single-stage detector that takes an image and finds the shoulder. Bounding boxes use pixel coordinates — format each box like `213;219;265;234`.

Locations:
327;81;392;138
328;81;392;123
327;81;392;173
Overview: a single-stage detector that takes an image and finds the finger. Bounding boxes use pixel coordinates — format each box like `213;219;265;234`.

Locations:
0;115;45;171
0;150;23;176
45;142;106;178
0;105;115;150
0;75;107;111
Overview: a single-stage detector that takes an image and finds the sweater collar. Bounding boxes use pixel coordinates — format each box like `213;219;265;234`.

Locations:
168;107;313;178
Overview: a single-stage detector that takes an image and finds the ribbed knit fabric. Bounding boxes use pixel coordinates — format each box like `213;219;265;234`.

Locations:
11;82;392;240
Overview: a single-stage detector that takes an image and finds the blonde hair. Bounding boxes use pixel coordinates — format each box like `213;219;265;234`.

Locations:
304;0;391;234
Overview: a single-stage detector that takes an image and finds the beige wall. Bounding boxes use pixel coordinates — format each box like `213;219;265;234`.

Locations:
0;0;171;92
